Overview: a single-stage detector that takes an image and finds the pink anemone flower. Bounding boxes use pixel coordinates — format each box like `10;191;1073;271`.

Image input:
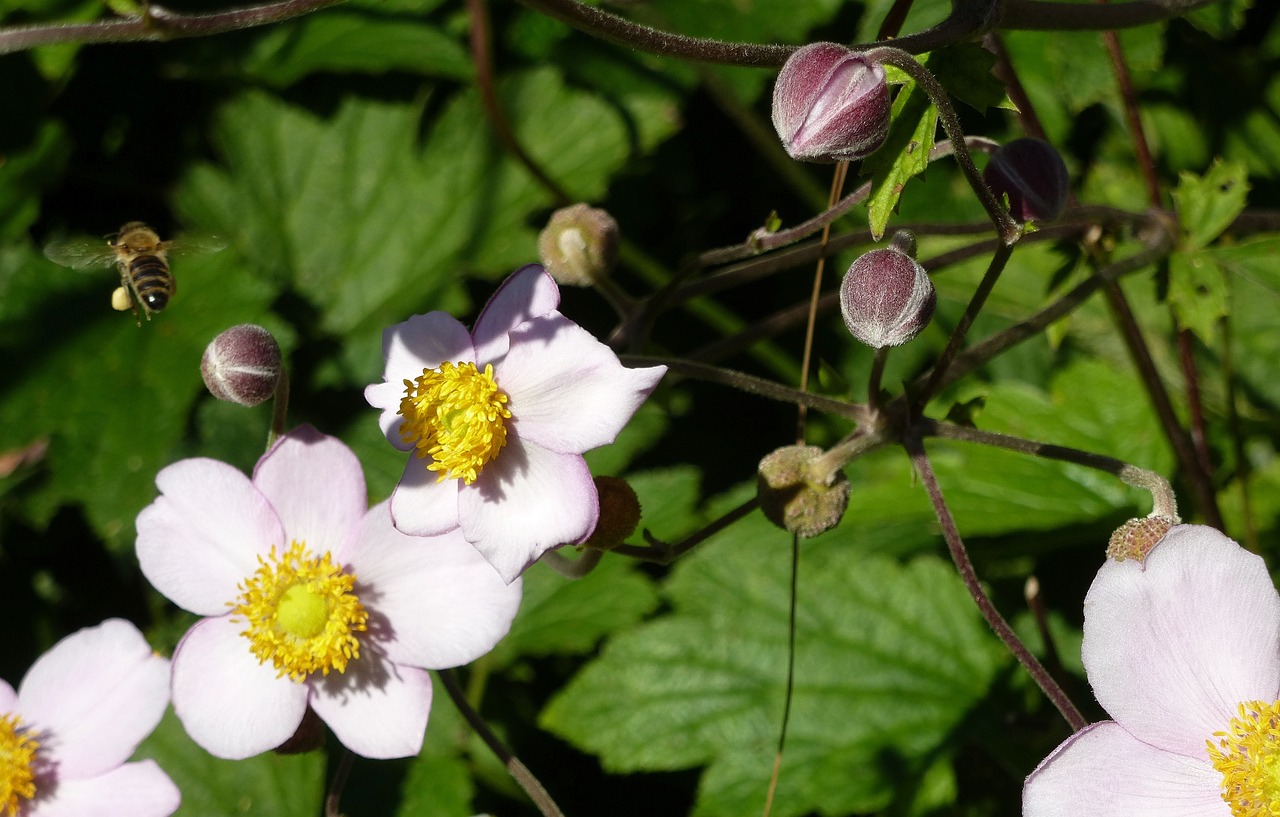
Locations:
135;426;522;760
365;264;666;583
1024;525;1280;816
0;619;178;817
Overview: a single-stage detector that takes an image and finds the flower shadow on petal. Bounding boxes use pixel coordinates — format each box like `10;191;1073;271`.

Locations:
472;432;532;505
312;640;395;701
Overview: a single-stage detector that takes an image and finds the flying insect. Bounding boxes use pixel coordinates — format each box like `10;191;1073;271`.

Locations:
44;222;223;324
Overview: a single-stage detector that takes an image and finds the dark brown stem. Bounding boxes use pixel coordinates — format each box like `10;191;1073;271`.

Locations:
1177;329;1215;481
984;32;1047;139
0;0;343;53
904;436;1089;731
439;669;567;817
323;750;354;817
612;497;759;564
797;162;849;443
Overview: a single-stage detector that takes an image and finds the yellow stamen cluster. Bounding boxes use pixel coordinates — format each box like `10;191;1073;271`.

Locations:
0;713;39;817
230;541;368;683
397;361;511;484
1208;699;1280;816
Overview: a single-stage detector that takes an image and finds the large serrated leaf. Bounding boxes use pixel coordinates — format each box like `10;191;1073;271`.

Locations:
1167;249;1229;341
540;515;1007;817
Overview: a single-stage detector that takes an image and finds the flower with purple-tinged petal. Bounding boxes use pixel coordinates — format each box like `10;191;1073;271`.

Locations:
135;426;522;760
1024;525;1280;816
0;619;178;817
365;264;666;583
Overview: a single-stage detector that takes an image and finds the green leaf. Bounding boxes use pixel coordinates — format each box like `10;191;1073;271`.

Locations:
929;43;1015;113
540;516;1007;817
1167;249;1228;341
863;72;939;240
1217;237;1280;409
138;711;324;817
1184;0;1252;38
394;680;477;817
241;12;472;87
1171;159;1250;251
0;121;70;240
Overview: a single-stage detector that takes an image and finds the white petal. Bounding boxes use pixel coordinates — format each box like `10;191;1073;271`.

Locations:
389;458;461;537
18;620;169;779
459;436;597;583
309;652;431;759
27;760;180;817
365;380;414;452
252;426;366;556
498;312;664;453
472;265;560;366
136;459;282;615
346;502;522;668
170;617;308;760
1083;525;1280;758
1023;721;1226;817
381;312;475;378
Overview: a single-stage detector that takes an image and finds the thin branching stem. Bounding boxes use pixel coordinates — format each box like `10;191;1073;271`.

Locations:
612;496;759;565
439;669;567;817
904;436;1089;731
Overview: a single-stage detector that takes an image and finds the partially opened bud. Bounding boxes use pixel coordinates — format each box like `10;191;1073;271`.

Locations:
983;137;1070;223
538;203;620;287
757;445;851;538
771;42;890;163
201;324;283;407
839;231;936;348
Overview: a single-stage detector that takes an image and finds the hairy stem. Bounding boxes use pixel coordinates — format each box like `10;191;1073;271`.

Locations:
612;496;759;565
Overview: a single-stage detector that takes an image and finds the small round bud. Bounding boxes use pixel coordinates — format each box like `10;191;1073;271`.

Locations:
201;324;283;407
983;137;1070;224
757;445;852;539
584;476;642;551
537;203;620;287
771;42;891;163
1107;515;1176;563
839;233;936;349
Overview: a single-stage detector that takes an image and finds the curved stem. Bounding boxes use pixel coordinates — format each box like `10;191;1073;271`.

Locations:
323;751;354;817
612;496;759;565
0;0;342;54
904;436;1089;731
438;669;567;817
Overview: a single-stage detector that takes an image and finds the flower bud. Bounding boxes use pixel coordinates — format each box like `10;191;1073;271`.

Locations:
584;476;641;551
1107;515;1176;563
983;138;1069;223
771;42;890;163
839;231;936;348
537;203;620;287
201;324;283;407
757;445;851;539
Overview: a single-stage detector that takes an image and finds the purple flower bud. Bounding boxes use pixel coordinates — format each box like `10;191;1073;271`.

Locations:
538;203;620;287
983;137;1070;223
840;232;936;348
772;42;890;163
201;324;283;407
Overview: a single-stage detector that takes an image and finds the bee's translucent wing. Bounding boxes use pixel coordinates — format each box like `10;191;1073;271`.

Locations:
43;238;116;270
164;234;228;258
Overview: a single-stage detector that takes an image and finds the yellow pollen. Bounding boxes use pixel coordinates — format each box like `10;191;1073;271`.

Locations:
230;541;368;683
1208;700;1280;816
0;713;39;817
397;361;511;485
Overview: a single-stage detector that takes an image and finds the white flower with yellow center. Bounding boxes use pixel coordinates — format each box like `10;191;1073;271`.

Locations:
0;620;177;817
1024;525;1280;816
365;265;666;583
135;426;522;760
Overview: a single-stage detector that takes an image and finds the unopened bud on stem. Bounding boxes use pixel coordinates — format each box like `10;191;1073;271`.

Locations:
201;324;283;407
771;42;891;163
538;204;620;287
983;138;1069;224
840;231;936;349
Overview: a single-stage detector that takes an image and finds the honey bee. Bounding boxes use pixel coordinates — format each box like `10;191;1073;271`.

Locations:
43;221;224;324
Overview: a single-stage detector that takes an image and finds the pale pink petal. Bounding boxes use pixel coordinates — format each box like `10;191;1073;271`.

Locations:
0;679;16;711
389;459;461;537
137;459;282;615
28;760;180;817
497;312;665;453
1023;721;1225;817
171;616;308;760
472;265;560;366
346;502;522;668
382;312;475;379
459;436;597;582
366;380;414;452
18;619;169;779
309;651;431;759
1083;525;1280;758
252;427;366;556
